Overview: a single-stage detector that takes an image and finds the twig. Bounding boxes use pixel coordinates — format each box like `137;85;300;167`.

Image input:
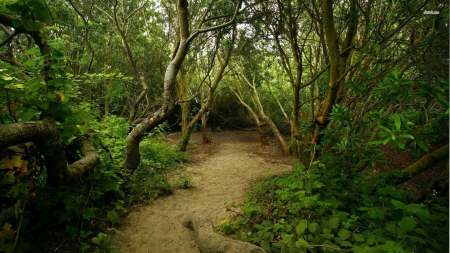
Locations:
12;194;27;252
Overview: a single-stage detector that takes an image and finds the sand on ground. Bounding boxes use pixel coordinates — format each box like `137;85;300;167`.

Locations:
112;131;294;253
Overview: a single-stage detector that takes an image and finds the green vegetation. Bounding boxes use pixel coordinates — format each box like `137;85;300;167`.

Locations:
0;114;186;252
226;167;448;252
222;154;448;253
0;0;448;252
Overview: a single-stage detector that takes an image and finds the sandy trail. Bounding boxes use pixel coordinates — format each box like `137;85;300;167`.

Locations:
112;131;293;253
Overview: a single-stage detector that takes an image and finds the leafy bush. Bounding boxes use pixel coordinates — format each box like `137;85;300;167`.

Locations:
0;115;188;252
224;162;449;253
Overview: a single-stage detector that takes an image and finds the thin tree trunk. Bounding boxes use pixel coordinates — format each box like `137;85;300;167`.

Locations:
179;26;236;152
124;0;241;171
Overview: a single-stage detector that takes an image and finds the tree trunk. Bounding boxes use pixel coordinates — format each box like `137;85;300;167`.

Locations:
402;144;449;177
123;0;241;171
257;122;270;146
264;117;290;156
179;26;236;152
312;0;357;146
201;91;212;143
0;121;99;185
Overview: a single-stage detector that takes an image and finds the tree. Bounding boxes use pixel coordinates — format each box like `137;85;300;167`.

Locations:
178;25;236;152
124;0;242;171
0;3;100;185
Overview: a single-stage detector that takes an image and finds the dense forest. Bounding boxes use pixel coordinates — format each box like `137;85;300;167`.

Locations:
0;0;448;252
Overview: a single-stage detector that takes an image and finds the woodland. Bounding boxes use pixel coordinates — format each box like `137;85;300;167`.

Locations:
0;0;449;252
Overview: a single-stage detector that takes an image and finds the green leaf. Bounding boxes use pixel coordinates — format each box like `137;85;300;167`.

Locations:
260;241;271;250
92;233;110;247
19;107;40;121
7;2;26;12
62;124;79;137
392;66;399;79
76;122;90;135
338;229;350;240
80;230;93;239
403;203;426;214
367;236;376;245
80;243;91;253
399;134;414;139
296;219;308;235
12;19;22;27
329;217;339;229
3;171;15;183
83;208;95;220
394;116;401;130
295;238;310;249
398;217;417;231
391;199;405;208
8;183;29;197
369;140;384;145
416;140;428;152
379;125;391;133
340;241;353;247
323;241;340;251
24;59;36;67
30;0;52;22
25;47;40;55
24;21;43;31
308;222;318;233
353;233;365;242
66;226;78;239
414;228;427;236
106;210;120;224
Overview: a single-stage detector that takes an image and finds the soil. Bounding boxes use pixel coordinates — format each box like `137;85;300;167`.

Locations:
112;130;295;253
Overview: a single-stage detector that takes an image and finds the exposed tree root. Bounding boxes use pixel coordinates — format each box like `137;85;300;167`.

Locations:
182;213;266;253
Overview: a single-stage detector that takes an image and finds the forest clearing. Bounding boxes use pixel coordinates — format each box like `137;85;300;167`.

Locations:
0;0;448;252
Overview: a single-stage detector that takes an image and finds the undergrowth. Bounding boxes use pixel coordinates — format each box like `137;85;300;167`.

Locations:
222;160;449;253
0;116;188;252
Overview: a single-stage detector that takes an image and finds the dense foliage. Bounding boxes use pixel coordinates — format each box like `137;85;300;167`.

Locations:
0;0;448;252
0;114;186;252
221;123;449;252
222;163;448;253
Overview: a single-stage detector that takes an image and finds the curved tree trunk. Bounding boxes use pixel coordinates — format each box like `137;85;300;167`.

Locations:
263;116;290;156
0;121;99;185
179;26;236;152
311;0;357;146
402;144;449;177
124;0;241;171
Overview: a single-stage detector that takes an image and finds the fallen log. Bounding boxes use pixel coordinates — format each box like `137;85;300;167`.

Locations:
182;213;267;253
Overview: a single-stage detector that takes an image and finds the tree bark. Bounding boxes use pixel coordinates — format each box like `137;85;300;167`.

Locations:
312;0;357;145
124;17;187;169
124;0;241;171
0;122;99;185
402;144;449;177
201;90;212;143
179;28;235;152
182;212;266;253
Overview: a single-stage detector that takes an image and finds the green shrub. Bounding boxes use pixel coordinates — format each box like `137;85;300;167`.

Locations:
0;116;188;252
225;162;449;253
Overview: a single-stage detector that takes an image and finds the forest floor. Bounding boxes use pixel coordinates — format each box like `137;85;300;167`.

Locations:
112;130;295;253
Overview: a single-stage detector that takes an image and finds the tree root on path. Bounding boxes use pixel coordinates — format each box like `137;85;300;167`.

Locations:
182;213;267;253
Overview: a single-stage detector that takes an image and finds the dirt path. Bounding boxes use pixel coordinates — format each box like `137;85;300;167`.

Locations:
112;131;294;253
